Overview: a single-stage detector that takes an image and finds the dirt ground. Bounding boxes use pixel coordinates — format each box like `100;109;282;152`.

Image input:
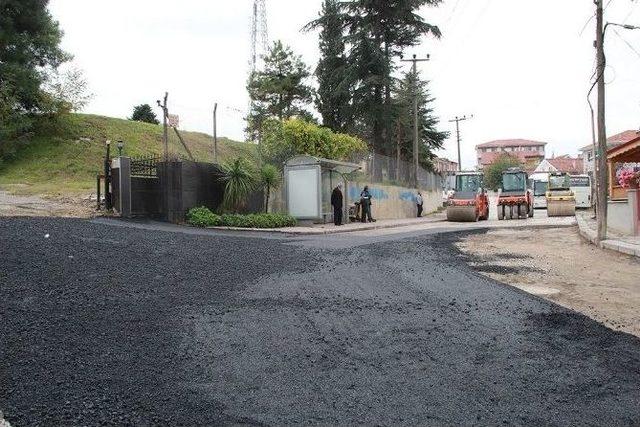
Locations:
456;226;640;337
0;189;94;218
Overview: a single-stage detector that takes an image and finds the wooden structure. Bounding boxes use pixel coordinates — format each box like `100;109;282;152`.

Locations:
606;134;640;235
607;133;640;200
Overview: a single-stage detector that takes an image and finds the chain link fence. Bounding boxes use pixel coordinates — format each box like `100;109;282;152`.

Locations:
346;151;445;192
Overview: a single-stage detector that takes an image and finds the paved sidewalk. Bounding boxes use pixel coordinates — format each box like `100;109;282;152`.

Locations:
209;214;446;235
576;211;640;257
208;210;577;236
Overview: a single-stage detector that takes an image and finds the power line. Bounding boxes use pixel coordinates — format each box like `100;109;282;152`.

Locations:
623;0;640;24
612;26;640;59
444;0;463;25
580;0;616;36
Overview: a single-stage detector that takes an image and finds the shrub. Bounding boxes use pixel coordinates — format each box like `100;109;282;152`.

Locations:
186;208;296;229
220;213;296;229
220;157;257;212
186;206;222;227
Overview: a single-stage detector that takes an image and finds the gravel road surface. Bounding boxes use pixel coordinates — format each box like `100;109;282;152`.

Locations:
1;217;639;426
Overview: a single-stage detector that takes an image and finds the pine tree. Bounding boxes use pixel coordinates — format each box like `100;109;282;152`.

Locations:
130;104;159;125
393;69;448;179
336;1;443;157
246;41;314;140
306;0;352;132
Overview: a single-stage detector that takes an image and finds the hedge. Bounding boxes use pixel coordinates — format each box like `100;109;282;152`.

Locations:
186;207;296;229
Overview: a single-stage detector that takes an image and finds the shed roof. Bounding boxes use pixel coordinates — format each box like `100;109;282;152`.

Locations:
285;155;361;174
607;133;640;163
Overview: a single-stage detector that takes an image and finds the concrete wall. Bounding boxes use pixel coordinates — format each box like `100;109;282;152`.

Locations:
270;180;441;221
347;182;441;220
608;189;639;235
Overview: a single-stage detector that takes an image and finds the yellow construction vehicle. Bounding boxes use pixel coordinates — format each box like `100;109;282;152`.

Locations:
546;172;576;217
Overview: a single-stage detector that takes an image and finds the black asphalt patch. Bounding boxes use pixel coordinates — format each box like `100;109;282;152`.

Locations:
1;217;639;426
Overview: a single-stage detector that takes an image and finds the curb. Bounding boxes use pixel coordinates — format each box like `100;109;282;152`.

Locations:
576;214;640;258
207;217;446;236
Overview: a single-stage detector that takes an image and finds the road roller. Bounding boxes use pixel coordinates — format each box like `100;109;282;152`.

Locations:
497;168;533;220
546;172;576;217
446;172;489;222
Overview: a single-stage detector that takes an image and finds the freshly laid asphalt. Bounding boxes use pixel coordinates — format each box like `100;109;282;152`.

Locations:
1;217;639;426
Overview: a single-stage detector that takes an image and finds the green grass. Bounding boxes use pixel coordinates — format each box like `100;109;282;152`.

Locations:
0;113;256;195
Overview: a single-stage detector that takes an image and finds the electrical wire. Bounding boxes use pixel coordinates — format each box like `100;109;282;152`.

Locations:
612;27;640;59
623;0;639;24
443;0;463;25
579;0;616;36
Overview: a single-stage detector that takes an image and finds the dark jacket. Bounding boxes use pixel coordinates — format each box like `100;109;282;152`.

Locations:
360;189;372;206
331;187;343;208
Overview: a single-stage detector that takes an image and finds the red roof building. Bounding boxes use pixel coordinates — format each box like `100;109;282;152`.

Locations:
534;155;584;175
476;139;546;169
579;130;640;174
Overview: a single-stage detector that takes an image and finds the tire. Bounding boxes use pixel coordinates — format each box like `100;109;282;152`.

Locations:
498;205;504;220
507;205;513;220
517;204;523;219
528;203;534;218
474;209;479;222
521;203;530;219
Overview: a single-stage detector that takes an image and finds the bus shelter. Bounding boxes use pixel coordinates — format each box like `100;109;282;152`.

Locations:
284;155;360;223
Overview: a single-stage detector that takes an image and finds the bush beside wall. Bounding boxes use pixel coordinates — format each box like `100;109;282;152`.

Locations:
186;207;296;229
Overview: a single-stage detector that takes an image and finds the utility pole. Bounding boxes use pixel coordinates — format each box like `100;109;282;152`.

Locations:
448;115;473;171
157;92;169;162
213;103;218;164
595;0;607;243
400;54;430;188
593;2;640;243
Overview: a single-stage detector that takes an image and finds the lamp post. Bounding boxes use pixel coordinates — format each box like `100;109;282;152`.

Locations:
117;140;124;157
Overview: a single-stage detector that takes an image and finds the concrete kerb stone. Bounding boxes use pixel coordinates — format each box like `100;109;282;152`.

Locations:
206;219;435;235
207;216;577;236
576;212;640;258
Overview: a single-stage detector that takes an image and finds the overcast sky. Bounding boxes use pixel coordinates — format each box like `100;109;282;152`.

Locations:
48;0;640;169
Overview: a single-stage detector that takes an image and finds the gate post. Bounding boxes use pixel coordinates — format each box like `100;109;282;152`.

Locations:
120;157;131;218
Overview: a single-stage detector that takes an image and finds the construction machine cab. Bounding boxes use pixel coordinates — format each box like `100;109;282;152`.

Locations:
454;172;484;198
548;172;571;191
501;168;528;194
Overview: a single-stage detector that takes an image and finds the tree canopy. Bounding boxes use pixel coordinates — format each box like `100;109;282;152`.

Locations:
483;154;522;191
308;0;352;132
0;0;70;163
260;118;367;165
305;0;446;179
130;104;159;125
246;41;314;140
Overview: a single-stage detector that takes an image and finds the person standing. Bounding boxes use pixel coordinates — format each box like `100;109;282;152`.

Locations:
360;185;374;223
331;184;344;226
416;191;424;217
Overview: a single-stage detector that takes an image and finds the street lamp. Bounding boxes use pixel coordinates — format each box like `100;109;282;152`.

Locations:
117;140;124;156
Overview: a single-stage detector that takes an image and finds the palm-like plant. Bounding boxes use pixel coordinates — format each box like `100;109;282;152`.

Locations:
260;164;282;213
220;157;257;212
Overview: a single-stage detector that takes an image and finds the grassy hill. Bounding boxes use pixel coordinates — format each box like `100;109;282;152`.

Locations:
0;113;256;195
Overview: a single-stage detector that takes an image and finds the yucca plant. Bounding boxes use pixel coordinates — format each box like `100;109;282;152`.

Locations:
260;164;282;213
220;157;257;212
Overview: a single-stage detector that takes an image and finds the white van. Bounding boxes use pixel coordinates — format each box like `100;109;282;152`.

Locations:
570;175;592;208
530;173;549;209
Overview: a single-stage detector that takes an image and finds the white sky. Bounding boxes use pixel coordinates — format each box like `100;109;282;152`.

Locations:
49;0;640;169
